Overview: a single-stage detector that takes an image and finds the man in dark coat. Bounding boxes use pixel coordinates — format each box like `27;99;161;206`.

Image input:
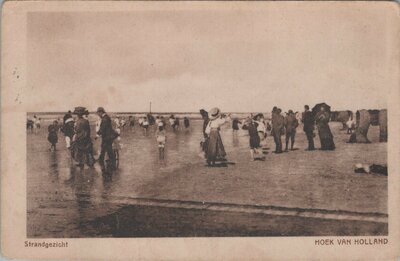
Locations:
302;105;315;150
271;107;284;153
96;107;117;171
73;107;92;168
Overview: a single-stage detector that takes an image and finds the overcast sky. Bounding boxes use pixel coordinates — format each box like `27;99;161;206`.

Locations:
27;5;390;113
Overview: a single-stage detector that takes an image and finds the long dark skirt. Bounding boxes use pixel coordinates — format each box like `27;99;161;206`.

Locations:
318;123;335;150
249;134;260;149
47;132;58;145
207;129;226;162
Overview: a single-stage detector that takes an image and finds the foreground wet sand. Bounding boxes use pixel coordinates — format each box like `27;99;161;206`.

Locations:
27;120;387;237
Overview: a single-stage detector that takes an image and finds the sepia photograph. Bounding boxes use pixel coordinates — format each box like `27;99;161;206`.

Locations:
25;7;389;238
1;1;399;260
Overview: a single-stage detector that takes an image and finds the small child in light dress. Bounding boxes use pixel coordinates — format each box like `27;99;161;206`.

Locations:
155;125;166;160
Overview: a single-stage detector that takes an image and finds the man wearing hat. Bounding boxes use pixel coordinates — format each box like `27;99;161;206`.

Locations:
271;107;284;153
284;110;299;151
96;107;117;171
302;105;315;151
73;107;92;167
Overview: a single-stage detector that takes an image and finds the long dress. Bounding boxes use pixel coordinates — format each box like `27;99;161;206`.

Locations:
316;111;335;150
47;125;58;145
74;118;92;165
206;117;228;163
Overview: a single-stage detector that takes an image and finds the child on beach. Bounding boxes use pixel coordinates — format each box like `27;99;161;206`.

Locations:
47;120;59;151
155;125;166;160
248;117;265;161
142;117;149;135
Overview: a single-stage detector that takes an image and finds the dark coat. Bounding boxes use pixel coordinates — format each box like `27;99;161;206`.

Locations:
302;111;315;133
202;117;210;138
61;120;75;138
47;125;58;144
97;113;117;143
284;114;299;134
272;112;284;135
74;118;91;150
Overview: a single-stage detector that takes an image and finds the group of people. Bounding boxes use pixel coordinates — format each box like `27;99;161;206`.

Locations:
39;110;194;165
26;115;41;133
199;104;336;165
42;107;119;172
35;104;336;169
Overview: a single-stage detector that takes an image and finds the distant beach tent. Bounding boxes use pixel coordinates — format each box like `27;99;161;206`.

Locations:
368;109;380;126
379;109;387;142
348;109;387;143
349;109;371;143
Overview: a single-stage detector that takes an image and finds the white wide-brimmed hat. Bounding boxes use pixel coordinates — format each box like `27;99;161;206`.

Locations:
209;107;221;120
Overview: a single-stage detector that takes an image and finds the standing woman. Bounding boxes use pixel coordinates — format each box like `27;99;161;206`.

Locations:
73;107;93;168
205;107;230;166
315;106;335;150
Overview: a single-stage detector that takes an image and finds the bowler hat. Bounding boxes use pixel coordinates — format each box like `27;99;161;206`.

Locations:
96;107;105;114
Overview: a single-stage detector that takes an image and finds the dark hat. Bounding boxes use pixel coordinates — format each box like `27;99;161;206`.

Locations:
199;109;208;117
288;110;294;114
96;107;106;114
73;106;87;115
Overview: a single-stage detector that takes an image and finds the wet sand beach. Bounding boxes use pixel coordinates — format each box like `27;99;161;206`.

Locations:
27;120;387;237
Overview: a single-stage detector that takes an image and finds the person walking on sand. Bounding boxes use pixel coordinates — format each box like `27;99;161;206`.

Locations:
248;116;264;161
155;125;167;160
254;113;267;147
284;110;299;151
142;116;149;135
61;112;75;150
33;115;40;133
232;117;242;134
271;107;284;153
83;109;95;166
169;115;176;131
129;116;135;131
316;106;335;150
199;109;210;159
175;117;180;131
63;110;72;124
205;107;230;166
47;120;59;151
184;117;190;129
96;107;118;171
73;107;93;168
302;105;315;151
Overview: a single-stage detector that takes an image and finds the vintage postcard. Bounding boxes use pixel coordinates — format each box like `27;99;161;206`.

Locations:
1;1;399;260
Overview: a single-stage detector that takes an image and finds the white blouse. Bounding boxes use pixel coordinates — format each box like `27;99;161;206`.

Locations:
209;117;230;129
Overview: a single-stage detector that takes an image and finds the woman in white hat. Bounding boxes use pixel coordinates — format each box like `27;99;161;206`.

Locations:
205;107;230;166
